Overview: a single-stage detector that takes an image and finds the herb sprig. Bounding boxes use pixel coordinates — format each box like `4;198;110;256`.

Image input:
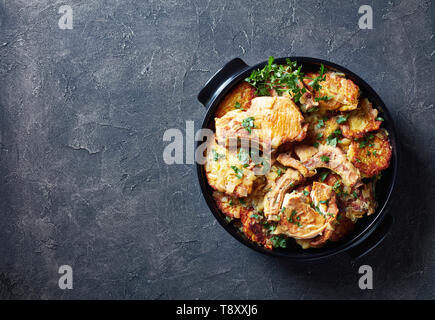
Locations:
245;56;306;102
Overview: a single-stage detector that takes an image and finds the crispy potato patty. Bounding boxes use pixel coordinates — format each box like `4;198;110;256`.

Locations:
215;82;257;118
341;98;382;139
303;72;360;111
347;129;392;178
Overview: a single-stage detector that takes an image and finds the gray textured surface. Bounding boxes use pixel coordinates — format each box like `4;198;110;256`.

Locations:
0;0;434;299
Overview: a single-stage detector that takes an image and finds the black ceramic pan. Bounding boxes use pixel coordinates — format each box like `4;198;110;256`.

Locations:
197;57;399;260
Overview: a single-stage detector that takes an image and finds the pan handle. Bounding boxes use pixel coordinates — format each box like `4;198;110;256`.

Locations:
197;58;249;107
346;214;394;260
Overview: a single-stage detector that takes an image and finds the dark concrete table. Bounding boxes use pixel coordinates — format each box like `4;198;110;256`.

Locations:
0;0;434;299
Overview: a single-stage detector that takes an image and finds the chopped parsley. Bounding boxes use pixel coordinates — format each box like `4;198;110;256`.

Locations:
230;166;243;179
376;117;384;122
287;210;302;227
250;213;261;220
321;155;330;163
326;134;338;147
315;95;332;102
358;134;375;149
308;106;320;113
320;171;329;182
302;190;310;196
332;180;342;194
314;205;324;216
234;102;243;110
270;235;288;248
316;118;326;128
212;149;225;161
263;222;277;233
245;56;306;101
307;64;327;91
336;114;349;124
242;117;256;134
277;167;286;177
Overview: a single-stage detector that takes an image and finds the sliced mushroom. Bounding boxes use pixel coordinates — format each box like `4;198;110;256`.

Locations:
302;144;360;187
276;151;316;177
310;181;339;218
294;144;318;162
273;192;330;239
296;213;355;249
263;168;303;221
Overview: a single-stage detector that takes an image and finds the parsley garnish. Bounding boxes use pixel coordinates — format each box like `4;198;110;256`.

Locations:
308;106;320;113
326;134;338;147
358;134;375;149
336;115;349;124
250;213;261;220
276;167;286;177
316;118;325;128
314;205;323;216
230;166;243;179
245;56;306;101
212;149;225;161
307;64;327;91
321;155;330;163
242;117;255;134
320;171;329;181
270;235;288;248
287;210;302;227
332;180;342;194
315;95;332;102
263;222;276;233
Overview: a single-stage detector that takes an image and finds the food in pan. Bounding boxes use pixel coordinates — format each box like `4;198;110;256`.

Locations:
204;57;392;250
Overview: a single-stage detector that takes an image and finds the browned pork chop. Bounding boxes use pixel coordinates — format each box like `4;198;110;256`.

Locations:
215;96;307;150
